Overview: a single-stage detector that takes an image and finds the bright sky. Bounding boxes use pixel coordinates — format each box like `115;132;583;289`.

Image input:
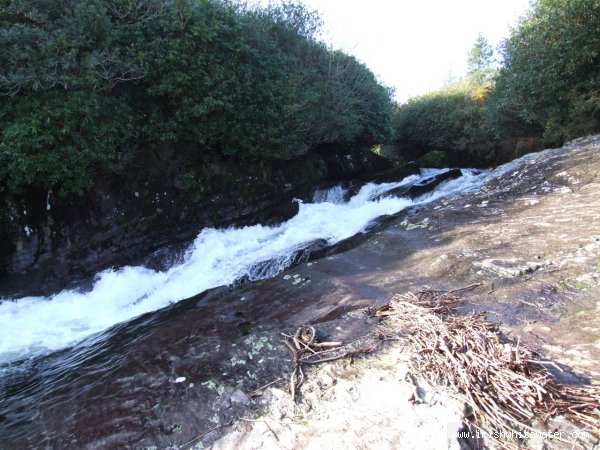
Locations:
259;0;532;102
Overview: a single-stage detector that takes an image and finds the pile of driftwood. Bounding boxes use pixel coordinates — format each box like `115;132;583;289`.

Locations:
376;287;600;448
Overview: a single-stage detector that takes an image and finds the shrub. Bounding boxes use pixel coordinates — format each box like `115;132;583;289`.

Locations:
393;78;499;167
490;0;600;145
0;0;394;197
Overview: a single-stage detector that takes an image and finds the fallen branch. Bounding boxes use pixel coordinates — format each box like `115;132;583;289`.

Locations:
282;325;376;402
182;419;233;449
247;377;285;398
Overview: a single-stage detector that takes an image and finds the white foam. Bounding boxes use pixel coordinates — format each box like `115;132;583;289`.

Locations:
312;185;347;204
0;169;486;364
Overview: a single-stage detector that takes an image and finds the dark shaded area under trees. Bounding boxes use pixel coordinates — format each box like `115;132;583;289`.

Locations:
392;0;600;168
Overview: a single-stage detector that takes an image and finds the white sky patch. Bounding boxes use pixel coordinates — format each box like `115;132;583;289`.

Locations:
257;0;531;102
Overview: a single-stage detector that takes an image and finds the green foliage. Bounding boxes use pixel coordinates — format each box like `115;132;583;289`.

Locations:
467;34;495;83
490;0;600;144
394;0;600;167
393;78;499;167
416;150;448;168
0;0;394;198
0;91;131;195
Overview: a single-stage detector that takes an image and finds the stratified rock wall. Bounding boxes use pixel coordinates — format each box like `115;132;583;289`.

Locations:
0;148;396;295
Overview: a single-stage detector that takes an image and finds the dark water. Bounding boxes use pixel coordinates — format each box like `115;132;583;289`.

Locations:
0;170;487;449
0;285;294;449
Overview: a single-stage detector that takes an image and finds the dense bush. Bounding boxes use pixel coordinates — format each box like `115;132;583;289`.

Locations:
490;0;600;145
392;34;501;167
393;0;600;166
0;0;394;198
393;78;499;167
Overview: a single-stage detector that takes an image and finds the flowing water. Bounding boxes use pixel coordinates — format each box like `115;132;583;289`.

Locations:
0;169;486;366
0;168;489;448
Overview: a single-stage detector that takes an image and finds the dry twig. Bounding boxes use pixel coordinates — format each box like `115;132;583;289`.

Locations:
282;325;377;402
380;288;600;448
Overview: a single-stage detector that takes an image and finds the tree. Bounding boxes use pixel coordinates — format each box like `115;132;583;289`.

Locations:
489;0;600;144
393;77;500;167
393;35;500;167
0;0;394;196
467;34;494;82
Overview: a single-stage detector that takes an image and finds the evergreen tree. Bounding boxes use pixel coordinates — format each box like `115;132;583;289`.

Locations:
467;34;494;82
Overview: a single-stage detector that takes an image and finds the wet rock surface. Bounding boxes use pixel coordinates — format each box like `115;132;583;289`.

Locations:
372;167;463;201
0;148;394;297
1;136;600;449
211;343;464;450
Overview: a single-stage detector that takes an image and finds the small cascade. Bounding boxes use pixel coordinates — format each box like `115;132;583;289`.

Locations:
0;168;488;365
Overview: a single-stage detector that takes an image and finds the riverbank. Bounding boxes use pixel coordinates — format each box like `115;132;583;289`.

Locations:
208;135;600;449
2;136;599;450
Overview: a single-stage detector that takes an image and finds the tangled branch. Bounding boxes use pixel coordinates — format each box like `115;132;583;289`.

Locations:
379;288;600;448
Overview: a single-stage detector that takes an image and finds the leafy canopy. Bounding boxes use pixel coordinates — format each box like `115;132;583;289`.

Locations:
0;0;394;197
393;0;600;166
491;0;600;143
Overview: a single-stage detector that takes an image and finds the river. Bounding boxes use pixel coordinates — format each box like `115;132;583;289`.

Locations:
0;168;488;448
